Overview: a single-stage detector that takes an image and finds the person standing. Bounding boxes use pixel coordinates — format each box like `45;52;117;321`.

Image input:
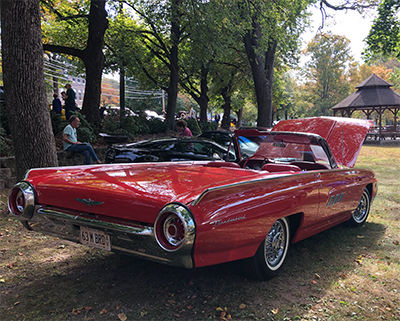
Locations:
52;93;62;114
64;83;76;120
62;115;101;165
188;106;196;119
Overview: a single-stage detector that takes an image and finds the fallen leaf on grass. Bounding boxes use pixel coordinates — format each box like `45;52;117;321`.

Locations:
100;308;107;314
271;308;279;314
355;255;363;265
239;303;246;309
311;279;317;284
85;306;92;311
219;311;231;320
71;308;81;315
118;313;127;321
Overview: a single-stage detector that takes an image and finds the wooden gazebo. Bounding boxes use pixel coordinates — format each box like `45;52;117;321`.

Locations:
332;74;400;140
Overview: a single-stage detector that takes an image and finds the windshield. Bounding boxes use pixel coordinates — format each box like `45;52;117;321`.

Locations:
237;134;330;166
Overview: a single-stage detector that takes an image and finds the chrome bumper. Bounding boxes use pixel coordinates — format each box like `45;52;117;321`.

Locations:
25;205;194;269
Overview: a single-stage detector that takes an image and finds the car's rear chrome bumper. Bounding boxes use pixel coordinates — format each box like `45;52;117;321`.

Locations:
24;205;194;269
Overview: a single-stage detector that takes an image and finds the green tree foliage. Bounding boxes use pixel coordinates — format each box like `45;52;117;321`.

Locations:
41;0;108;125
366;0;400;58
301;32;353;116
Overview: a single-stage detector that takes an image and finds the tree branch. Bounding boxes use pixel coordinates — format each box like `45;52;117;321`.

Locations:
43;43;84;59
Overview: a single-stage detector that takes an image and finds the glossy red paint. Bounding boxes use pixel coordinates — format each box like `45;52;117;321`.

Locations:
27;162;261;223
8;118;378;278
188;167;376;267
272;117;373;167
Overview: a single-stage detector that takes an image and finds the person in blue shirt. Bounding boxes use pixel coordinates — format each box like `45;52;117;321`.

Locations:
62;115;101;165
52;93;62;114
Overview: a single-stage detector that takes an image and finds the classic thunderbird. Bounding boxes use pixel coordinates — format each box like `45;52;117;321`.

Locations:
8;117;377;280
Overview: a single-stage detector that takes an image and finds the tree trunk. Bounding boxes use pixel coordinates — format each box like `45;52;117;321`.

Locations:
235;108;243;128
198;67;209;122
244;20;274;128
80;0;108;125
165;0;181;127
182;66;210;121
165;44;179;127
220;87;232;130
1;0;58;180
42;0;108;127
119;64;126;126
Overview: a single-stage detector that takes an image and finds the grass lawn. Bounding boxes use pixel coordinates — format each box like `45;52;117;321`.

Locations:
0;145;399;321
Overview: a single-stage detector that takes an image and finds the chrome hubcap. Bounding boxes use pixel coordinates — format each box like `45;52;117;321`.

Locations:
265;220;286;267
353;192;368;223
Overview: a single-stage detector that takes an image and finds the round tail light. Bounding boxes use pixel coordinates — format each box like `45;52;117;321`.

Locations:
8;182;36;220
155;204;195;252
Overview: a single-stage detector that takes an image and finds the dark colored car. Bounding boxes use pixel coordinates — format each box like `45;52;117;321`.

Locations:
198;130;233;147
105;136;236;163
199;130;259;158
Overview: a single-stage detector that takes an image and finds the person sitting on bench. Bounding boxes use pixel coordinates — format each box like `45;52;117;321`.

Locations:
62;115;101;165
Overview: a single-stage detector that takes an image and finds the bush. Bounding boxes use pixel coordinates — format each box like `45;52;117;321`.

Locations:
185;119;218;136
147;118;168;134
0;103;10;135
72;112;97;143
49;110;67;136
101;115;170;139
0;126;12;157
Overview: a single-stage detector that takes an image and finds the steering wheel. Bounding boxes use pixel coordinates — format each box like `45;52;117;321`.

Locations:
242;154;270;169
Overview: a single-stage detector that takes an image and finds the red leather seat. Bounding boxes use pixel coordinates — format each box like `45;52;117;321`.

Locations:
261;163;301;172
206;162;241;168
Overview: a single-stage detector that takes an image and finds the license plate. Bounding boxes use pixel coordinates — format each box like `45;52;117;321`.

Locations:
80;226;111;251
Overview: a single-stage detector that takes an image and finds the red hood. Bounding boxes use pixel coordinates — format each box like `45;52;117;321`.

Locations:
26;162;260;224
272;117;373;167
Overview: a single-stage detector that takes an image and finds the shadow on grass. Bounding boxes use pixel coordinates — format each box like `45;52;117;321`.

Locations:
0;220;386;321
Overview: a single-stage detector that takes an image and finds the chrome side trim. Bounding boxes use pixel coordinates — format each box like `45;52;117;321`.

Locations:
28;205;194;269
191;174;295;206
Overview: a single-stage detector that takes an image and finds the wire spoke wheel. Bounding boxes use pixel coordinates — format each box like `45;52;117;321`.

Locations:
347;188;371;227
265;219;288;269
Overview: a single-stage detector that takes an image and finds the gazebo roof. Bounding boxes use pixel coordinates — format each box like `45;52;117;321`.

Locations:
332;73;400;110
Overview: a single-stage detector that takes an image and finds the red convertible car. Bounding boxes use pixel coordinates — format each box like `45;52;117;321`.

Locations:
8;117;377;280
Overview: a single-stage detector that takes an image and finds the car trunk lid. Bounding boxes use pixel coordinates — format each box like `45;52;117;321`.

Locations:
272;117;373;167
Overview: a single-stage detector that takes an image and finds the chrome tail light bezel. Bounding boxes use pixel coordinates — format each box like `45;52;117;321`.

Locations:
155;203;196;252
8;181;36;220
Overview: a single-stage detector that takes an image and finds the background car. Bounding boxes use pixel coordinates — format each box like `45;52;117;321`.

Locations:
101;106;137;121
105;136;236;163
199;130;259;157
198;130;233;147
